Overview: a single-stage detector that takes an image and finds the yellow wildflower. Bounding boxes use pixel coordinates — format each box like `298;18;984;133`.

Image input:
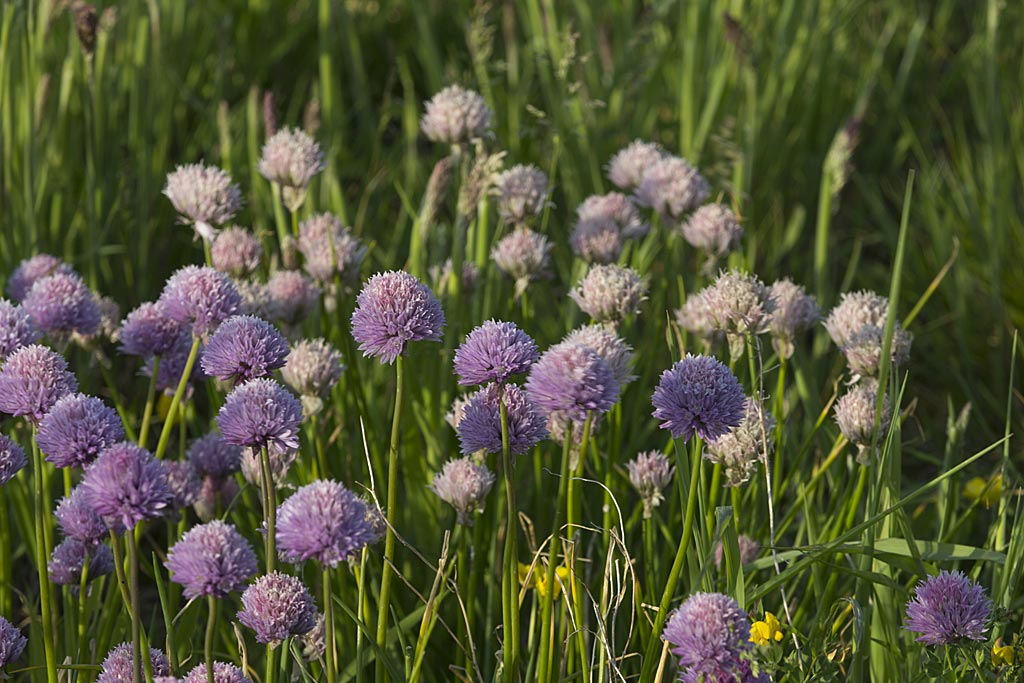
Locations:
992;642;1015;667
518;562;570;599
963;475;1002;507
750;612;784;645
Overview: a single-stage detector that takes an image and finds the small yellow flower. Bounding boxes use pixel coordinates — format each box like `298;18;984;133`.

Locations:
992;642;1015;667
518;562;570;599
963;474;1002;506
750;612;784;645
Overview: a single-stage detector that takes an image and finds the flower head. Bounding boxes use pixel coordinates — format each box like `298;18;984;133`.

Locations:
201;315;289;383
182;662;252;683
0;299;40;360
37;393;125;468
576;192;649;239
217;379;303;455
681;204;743;257
259;128;326;189
569;218;623;264
164;163;243;241
454;320;539;385
704;397;776;487
80;443;172;531
265;270;320;326
281;338;344;411
905;571;992;645
0;616;27;669
55;487;109;543
166;520;257;599
276;480;378;567
491;227;552;291
421;85;493;145
570;264;648;323
767;279;819;359
457;383;548;455
824;291;912;376
607;140;667;191
627;451;674;518
48;538;114;586
702;271;775;342
211;227;263;277
23;272;101;339
7;254;74;303
663;592;751;669
431;457;497;525
0;434;27;486
675;291;726;347
834;381;891;464
493;165;550;225
159;265;242;337
635;156;709;222
841;325;913;378
651;355;745;442
238;572;318;644
96;643;170;683
0;344;78;422
118;302;184;357
350;271;445;364
525;342;619;423
165;460;203;510
749;613;784;646
561;324;636;388
298;213;366;284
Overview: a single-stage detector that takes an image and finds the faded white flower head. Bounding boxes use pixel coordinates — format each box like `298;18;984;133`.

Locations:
767;279;820;359
607;140;667;191
164;163;243;241
576;192;649;240
681;203;743;258
834;380;892;465
421;85;493;145
634;155;709;222
570;264;647;323
493;165;550;225
704;397;776;486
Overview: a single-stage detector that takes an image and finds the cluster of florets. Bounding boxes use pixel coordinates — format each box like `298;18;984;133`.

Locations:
421;85;493;145
833;380;892;465
570;264;648;324
493;165;550;225
825;290;912;378
431;457;497;525
164;162;243;241
704;397;776;486
627;450;674;518
663;592;769;681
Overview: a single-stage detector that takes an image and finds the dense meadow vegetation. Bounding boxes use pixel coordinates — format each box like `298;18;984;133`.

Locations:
0;0;1022;682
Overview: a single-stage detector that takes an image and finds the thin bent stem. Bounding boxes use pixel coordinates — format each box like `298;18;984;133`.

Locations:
259;445;277;572
154;337;202;460
138;356;160;446
32;432;58;683
375;355;404;683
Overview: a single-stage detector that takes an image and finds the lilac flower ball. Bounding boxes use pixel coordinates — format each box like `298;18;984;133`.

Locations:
23;272;101;339
7;254;74;302
0;344;78;423
561;324;636;387
165;460;203;510
681;204;743;257
182;662;252;683
675;290;725;347
525;342;620;423
569;264;648;323
97;643;170;683
159;265;242;337
663;592;751;669
351;271;445;364
606;140;667;191
704;397;776;487
298;213;367;284
211;226;263;277
258;127;326;190
905;571;992;645
627;451;674;518
576;192;649;240
276;480;379;567
767;279;820;359
164;163;243;241
49;538;114;586
0;299;40;360
454;320;539;386
281;338;344;404
217;379;303;455
80;443;172;531
119;302;184;357
201;315;289;383
187;433;243;478
0;616;27;668
493;165;550;225
457;383;548;456
0;434;27;486
635;156;710;221
55;487;109;543
37;393;125;468
265;270;320;326
569;218;623;265
238;572;318;643
491;227;552;289
651;355;745;442
421;85;493;145
432;457;497;525
166;520;257;599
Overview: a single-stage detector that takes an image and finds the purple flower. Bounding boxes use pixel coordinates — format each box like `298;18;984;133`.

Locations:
569;264;648;323
0;344;78;423
97;643;170;683
663;592;751;670
0;434;27;486
48;538;114;586
713;535;761;569
298;213;367;284
118;301;185;357
421;85;493;145
767;279;820;359
187;433;242;478
37;393;125;468
606;140;667;191
237;572;318;643
165;460;203;510
201;315;289;383
166;520;257;599
182;662;252;683
454;320;539;385
259;128;326;190
905;571;992;645
561;324;636;387
7;254;74;302
211;226;263;276
457;383;548;456
635;155;710;222
0;617;27;669
0;299;40;360
276;480;378;567
525;342;619;423
651;355;744;442
627;451;674;518
80;443;172;531
159;265;242;337
164;163;243;241
265;270;320;326
681;204;743;257
704;397;776;487
350;271;445;364
676;290;725;347
281;338;344;404
23;272;101;339
431;457;496;525
217;379;303;455
55;487;109;543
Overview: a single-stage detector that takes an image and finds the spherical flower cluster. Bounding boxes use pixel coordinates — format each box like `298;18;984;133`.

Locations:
454;320;539;385
0;616;27;668
702;271;775;340
905;571;992;645
569;264;647;323
663;592;752;670
298;213;367;284
713;535;761;569
825;290;912;377
80;443;172;531
651;355;745;442
767;279;820;359
201;315;290;383
182;662;252;683
351;271;445;364
48;538;114;586
569;218;623;264
834;381;892;464
681;203;743;257
0;434;27;487
457;383;548;456
525;342;619;423
0;344;78;422
55;487;109;543
676;291;726;347
211;226;263;276
7;254;74;302
635;156;709;222
842;325;913;378
217;379;303;456
281;338;344;415
159;265;242;337
576;192;649;239
561;324;636;387
165;460;203;510
606;140;667;191
491;227;552;292
704;398;776;487
37;393;125;468
266;270;320;326
238;571;318;644
421;85;493;145
259;128;326;189
119;302;184;357
166;520;257;599
188;433;242;478
493;165;550;225
96;643;170;683
276;480;379;567
164;163;243;241
0;299;39;360
23;272;101;339
627;451;674;518
431;457;497;525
